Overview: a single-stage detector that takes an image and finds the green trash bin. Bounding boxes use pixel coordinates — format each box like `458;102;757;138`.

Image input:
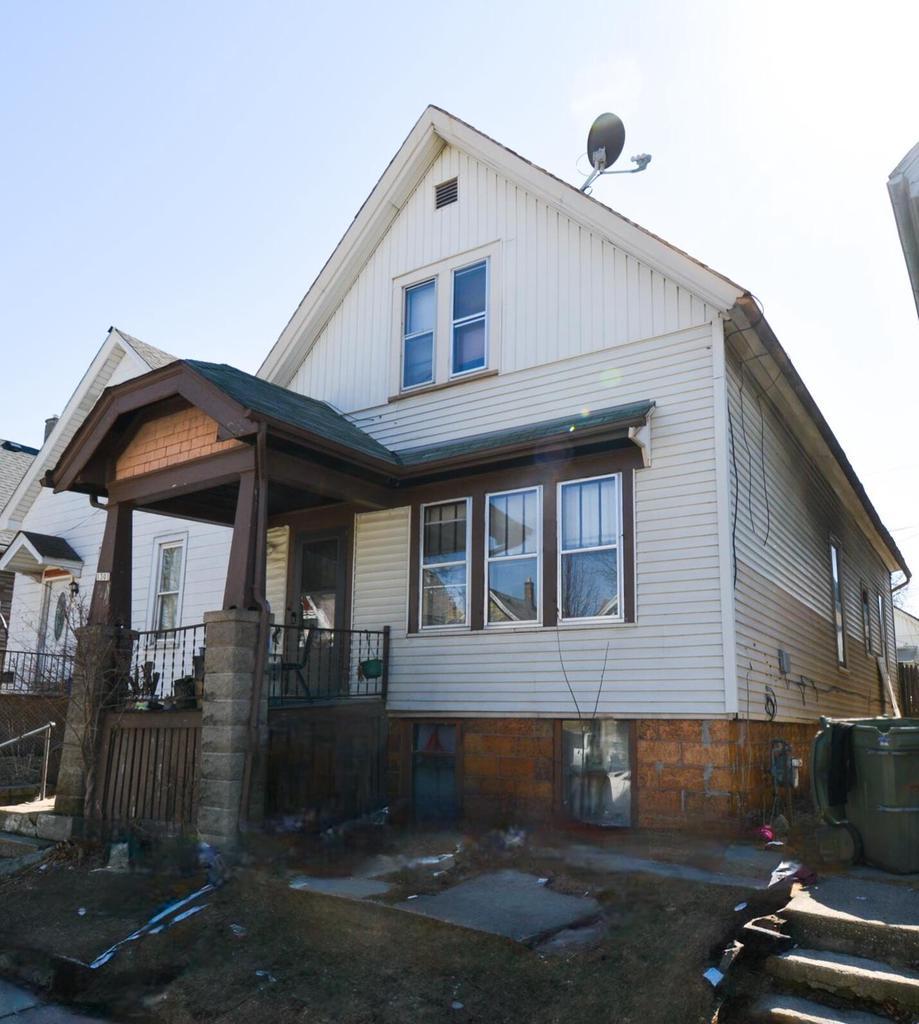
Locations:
813;717;919;874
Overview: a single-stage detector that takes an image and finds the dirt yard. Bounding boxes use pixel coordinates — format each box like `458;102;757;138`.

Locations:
0;831;778;1024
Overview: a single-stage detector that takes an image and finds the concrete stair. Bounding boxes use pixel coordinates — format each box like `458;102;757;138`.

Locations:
765;948;919;1015
749;992;892;1023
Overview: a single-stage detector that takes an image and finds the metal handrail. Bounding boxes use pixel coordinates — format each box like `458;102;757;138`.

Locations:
0;721;56;800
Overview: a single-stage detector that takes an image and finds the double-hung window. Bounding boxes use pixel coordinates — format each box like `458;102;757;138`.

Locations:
486;487;540;625
402;279;436;390
451;260;487;376
420;499;470;628
153;539;185;630
558;474;622;621
829;542;846;665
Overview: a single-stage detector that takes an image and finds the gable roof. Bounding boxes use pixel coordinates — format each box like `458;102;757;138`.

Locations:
0;530;82;577
258;105;745;388
0;327;176;534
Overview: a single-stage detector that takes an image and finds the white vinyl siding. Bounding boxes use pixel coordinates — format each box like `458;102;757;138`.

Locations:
345;326;727;718
290;143;713;411
351;507;410;634
266;526;290;624
727;347;894;721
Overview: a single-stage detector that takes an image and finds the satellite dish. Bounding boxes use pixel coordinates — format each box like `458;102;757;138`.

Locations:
586;113;625;171
579;113;651;191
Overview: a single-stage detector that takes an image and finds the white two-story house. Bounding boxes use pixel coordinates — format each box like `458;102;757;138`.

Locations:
40;107;907;830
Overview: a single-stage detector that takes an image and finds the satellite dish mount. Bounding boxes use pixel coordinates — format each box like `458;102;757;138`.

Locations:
579;112;652;192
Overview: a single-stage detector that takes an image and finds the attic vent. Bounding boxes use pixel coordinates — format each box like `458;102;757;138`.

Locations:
435;177;458;209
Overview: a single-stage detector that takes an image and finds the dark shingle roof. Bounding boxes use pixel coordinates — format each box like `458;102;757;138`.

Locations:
185;361;398;465
184;360;652;474
395;400;653;466
20;532;82;563
0;441;38;549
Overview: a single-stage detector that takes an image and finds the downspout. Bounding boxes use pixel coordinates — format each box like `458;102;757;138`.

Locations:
240;423;270;829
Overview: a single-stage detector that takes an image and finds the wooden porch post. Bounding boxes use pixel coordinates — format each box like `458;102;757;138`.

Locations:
223;469;266;611
89;501;133;626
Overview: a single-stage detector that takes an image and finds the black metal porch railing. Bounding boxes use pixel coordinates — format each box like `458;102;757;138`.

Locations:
267;623;389;704
128;623;206;703
0;649;74;695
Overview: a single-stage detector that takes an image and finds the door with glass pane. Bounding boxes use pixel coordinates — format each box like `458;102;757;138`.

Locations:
412;723;459;821
561;720;631;826
296;533;347;697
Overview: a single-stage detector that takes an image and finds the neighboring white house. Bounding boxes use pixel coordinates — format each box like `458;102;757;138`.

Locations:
0;438;38;648
0;328;231;665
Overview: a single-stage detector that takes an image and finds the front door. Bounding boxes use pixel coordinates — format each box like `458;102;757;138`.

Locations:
294;532;348;699
38;576;73;690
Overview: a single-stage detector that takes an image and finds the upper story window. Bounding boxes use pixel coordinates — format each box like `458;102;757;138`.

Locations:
558;474;622;622
420;499;470;628
452;260;487;376
153;538;185;630
402;279;436;390
486;487;540;625
829;541;846;666
393;245;497;397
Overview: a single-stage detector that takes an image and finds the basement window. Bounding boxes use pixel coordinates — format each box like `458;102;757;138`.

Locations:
561;720;631;827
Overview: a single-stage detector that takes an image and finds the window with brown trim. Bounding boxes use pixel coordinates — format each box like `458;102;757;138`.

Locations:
406;450;638;634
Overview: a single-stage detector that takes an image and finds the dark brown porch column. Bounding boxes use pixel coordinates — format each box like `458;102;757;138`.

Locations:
89;501;133;626
223;470;266;611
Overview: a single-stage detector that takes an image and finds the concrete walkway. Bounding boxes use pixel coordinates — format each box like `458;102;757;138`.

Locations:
0;980;106;1022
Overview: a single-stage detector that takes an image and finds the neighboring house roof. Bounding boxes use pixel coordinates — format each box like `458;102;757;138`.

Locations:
0;327;176;539
255;105;908;579
0;440;38;552
888;141;919;319
0;530;82;577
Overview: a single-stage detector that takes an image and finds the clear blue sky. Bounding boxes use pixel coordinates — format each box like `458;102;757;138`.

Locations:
3;1;919;601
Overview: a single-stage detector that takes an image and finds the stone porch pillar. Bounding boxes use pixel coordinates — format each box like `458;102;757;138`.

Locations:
54;624;135;818
198;609;267;848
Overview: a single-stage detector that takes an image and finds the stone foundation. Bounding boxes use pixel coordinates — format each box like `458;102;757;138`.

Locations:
387;716;817;830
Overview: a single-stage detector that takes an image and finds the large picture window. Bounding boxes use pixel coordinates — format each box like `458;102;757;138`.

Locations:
829;541;846;666
420;499;470;628
402;279;436;390
153;539;185;630
451;260;487;376
558;475;621;621
486;487;540;624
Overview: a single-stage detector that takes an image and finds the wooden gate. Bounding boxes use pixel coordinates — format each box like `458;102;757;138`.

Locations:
900;663;919;717
267;700;387;828
96;710;201;828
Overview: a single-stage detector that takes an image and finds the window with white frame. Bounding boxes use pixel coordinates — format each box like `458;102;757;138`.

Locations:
486;487;540;624
451;260;487;376
558;475;621;621
420;500;470;628
877;590;888;663
153;539;185;630
829;541;846;666
402;278;436;390
861;587;873;655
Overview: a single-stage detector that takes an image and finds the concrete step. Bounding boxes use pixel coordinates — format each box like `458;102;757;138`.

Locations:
0;831;51;859
749;992;893;1023
784;877;919;967
766;948;919;1015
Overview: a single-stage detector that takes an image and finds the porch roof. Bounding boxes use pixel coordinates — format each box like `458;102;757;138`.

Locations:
0;530;83;578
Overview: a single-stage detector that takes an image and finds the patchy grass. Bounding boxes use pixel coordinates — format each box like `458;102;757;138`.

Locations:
0;838;759;1024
